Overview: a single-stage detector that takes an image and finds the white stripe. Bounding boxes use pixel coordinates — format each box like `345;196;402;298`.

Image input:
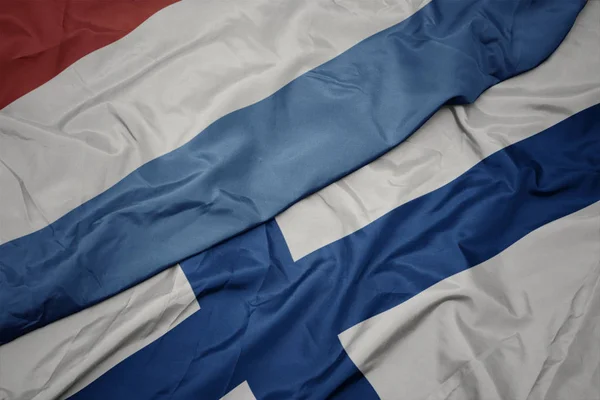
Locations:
0;0;431;245
0;265;199;400
339;201;600;400
276;0;600;261
221;381;257;400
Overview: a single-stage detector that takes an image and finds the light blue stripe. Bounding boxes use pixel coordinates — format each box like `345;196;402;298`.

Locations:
0;0;586;344
72;104;600;399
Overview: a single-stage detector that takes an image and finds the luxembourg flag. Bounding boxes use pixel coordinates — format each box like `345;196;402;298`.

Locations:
1;0;599;399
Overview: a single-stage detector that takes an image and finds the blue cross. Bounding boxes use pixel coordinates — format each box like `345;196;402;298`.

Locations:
72;104;600;399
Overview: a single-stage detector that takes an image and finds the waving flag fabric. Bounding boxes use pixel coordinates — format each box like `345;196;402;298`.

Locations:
0;0;599;399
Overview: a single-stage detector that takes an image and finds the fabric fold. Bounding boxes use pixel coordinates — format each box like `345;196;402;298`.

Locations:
0;0;586;345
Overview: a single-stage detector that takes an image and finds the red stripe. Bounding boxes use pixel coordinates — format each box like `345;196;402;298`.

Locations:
0;0;178;110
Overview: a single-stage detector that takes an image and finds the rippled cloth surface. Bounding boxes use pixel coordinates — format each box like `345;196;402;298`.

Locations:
0;0;586;345
0;0;599;399
0;0;178;109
